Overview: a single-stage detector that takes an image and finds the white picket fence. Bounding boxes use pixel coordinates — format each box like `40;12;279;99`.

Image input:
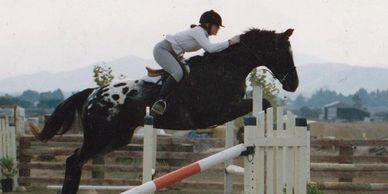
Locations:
0;116;18;187
124;86;310;194
0;116;17;161
223;85;310;194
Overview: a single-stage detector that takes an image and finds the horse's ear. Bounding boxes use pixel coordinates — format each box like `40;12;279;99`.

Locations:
283;29;294;39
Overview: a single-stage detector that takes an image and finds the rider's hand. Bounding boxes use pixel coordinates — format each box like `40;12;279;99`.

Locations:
228;35;240;45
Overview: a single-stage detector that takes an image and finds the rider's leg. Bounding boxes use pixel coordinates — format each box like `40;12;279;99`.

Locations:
151;40;184;115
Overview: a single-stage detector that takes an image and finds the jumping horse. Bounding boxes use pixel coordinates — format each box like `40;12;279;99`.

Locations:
31;28;299;194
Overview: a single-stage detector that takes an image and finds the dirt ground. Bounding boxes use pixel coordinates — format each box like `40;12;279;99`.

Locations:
309;121;388;139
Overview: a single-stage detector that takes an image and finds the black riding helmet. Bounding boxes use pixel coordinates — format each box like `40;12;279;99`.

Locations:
199;10;224;27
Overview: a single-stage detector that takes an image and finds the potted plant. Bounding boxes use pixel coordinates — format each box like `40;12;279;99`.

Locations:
0;156;17;192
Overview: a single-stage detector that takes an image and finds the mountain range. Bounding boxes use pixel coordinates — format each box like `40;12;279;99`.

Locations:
1;54;387;98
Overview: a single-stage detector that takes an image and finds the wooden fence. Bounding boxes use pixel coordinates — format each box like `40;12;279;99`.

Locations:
17;134;388;194
311;138;388;194
18;135;233;193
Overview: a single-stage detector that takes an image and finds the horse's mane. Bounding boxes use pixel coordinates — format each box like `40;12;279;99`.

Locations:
185;28;278;67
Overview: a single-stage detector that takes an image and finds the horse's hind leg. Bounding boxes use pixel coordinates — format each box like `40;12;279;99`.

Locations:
60;148;86;194
60;135;133;194
60;143;110;194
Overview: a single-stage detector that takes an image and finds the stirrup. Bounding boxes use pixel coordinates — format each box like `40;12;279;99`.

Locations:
151;100;167;115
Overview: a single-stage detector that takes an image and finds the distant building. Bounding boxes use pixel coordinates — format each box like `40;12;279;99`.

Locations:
0;105;25;125
324;101;370;122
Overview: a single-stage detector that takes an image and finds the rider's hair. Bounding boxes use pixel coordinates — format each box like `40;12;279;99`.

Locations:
190;24;211;35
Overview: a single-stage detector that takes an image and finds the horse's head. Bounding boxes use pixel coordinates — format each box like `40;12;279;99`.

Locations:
239;28;299;92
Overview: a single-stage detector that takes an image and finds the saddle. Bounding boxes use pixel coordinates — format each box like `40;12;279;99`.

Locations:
146;63;190;79
146;67;167;77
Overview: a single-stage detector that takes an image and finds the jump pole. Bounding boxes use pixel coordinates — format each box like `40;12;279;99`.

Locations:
121;144;247;194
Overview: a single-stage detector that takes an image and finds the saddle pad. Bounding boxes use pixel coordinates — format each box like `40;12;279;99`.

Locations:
141;75;162;85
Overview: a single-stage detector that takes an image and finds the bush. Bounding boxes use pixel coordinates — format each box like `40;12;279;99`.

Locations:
307;183;323;194
0;156;17;178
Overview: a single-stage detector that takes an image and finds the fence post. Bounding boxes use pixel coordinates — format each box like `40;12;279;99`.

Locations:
224;121;234;194
18;136;31;186
339;146;353;182
142;107;156;194
0;117;4;159
285;111;296;194
295;118;308;194
92;156;105;179
266;107;275;194
275;107;285;193
244;112;265;194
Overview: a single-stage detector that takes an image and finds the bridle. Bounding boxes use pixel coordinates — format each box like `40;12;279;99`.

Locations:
239;37;294;84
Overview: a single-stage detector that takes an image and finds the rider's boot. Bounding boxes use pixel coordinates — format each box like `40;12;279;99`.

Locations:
151;76;178;116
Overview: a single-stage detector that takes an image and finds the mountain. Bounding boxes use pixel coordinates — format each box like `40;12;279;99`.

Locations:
0;55;157;95
295;63;388;97
0;54;387;97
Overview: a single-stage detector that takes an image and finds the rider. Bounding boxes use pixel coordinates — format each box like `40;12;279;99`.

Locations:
151;10;240;115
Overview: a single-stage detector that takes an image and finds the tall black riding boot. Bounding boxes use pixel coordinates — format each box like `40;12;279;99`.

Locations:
151;76;179;115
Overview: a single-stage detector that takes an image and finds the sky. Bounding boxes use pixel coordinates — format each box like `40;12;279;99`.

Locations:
1;0;388;79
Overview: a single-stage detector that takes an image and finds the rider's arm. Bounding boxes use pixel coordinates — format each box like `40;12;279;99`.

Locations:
191;28;229;53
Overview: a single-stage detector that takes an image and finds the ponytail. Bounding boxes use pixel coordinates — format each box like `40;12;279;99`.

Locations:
199;24;211;35
191;23;211;35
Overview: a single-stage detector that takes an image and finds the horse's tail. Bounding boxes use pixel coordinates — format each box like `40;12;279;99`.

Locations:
30;88;94;142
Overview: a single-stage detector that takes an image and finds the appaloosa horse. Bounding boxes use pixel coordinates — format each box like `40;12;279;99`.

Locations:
31;28;299;194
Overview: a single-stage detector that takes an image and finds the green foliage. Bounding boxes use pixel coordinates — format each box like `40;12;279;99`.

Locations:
307;183;324;194
39;89;64;101
292;88;388;109
0;156;17;178
93;64;114;87
297;106;322;119
19;90;40;103
249;68;279;106
0;95;32;108
37;99;63;109
36;89;64;109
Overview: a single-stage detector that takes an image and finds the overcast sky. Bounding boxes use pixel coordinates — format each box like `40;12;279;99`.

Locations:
1;0;387;79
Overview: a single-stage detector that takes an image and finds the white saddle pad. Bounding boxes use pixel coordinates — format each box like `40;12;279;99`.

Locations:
141;75;162;85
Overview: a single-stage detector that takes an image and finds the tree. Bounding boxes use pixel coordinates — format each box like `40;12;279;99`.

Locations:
38;89;65;109
298;106;321;119
93;63;114;87
19;90;40;103
293;94;306;109
0;95;31;108
352;94;362;109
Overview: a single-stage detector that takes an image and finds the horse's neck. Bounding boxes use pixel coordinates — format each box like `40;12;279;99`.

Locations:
186;58;247;96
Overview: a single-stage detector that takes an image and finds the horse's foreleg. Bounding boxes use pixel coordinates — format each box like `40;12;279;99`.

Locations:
219;98;272;123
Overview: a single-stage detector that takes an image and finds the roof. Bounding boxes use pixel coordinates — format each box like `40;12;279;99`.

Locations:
324;101;352;108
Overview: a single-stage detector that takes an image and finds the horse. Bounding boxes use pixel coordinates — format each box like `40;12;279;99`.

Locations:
31;28;299;194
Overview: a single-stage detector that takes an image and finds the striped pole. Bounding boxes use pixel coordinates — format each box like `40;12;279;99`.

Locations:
121;144;246;194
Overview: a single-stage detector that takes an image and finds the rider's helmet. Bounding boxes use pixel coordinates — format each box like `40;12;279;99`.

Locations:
199;10;224;27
